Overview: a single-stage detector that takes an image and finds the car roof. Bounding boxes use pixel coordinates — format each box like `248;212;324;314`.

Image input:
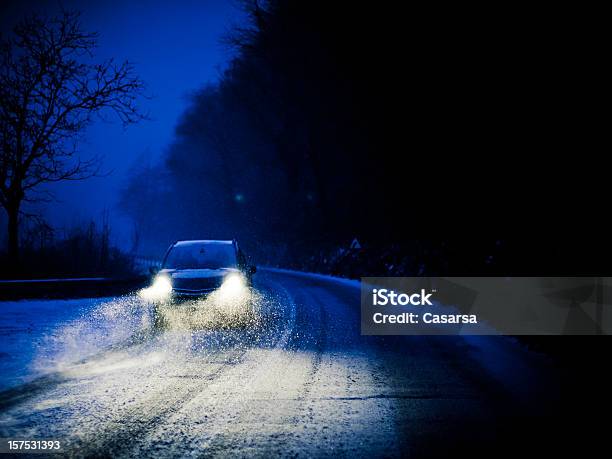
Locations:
173;240;234;247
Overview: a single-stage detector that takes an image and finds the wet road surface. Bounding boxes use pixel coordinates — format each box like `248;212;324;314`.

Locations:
0;270;559;457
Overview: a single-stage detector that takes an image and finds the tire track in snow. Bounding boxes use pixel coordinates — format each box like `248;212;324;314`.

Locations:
70;349;247;458
115;278;298;457
74;278;297;457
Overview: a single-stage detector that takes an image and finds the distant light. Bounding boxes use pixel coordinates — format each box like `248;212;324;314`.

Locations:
234;193;244;202
139;275;172;300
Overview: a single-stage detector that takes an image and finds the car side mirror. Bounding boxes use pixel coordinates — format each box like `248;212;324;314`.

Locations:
249;265;257;275
149;266;159;276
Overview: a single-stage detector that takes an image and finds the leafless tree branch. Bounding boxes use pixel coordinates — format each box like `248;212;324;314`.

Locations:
0;10;146;260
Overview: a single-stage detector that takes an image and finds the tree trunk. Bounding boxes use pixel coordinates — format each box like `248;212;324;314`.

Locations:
7;202;20;266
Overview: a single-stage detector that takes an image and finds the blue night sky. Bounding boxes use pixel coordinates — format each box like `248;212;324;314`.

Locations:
0;0;244;247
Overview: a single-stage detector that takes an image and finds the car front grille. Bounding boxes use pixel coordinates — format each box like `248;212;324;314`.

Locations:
172;276;223;292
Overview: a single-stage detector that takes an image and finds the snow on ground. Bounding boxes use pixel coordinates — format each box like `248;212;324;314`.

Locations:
0;270;561;457
260;267;361;289
0;296;150;391
0;282;279;393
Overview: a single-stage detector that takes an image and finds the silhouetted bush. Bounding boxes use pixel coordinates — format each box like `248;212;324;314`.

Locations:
0;219;135;279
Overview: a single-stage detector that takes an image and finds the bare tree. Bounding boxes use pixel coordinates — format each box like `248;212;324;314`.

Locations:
0;10;145;263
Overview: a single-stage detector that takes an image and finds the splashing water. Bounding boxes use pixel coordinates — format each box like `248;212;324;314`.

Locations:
32;295;153;375
154;288;265;331
29;287;277;380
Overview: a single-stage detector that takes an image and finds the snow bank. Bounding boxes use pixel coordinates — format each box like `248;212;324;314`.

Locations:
260;267;360;290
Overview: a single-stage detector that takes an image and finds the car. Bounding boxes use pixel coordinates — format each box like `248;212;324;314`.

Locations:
141;239;256;302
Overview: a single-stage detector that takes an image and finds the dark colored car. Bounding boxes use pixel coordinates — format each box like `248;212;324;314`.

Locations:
142;240;256;301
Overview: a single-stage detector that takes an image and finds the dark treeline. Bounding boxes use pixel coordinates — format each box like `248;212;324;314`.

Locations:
0;215;134;279
121;1;608;275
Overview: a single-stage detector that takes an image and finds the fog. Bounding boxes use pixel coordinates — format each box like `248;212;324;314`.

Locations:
0;0;245;249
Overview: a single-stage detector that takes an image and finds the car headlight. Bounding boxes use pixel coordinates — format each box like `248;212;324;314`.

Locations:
219;273;246;298
139;275;172;300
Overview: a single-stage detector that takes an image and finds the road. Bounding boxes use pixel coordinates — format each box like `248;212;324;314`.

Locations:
0;269;561;457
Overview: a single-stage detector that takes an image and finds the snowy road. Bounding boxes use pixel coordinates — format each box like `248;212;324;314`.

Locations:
0;270;558;457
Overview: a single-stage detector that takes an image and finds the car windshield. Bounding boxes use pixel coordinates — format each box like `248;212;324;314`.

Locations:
164;243;237;270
